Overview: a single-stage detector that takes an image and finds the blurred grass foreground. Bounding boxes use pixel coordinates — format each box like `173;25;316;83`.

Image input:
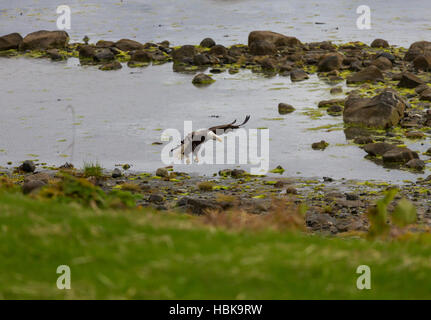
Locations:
1;175;431;299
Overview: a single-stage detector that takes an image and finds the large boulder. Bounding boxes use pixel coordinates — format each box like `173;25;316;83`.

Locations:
346;65;384;84
200;38;216;48
363;143;396;156
94;48;115;62
382;147;419;164
249;40;276;56
208;44;228;57
114;39;145;51
248;31;301;50
0;33;23;51
370;39;389;48
343;89;406;128
258;57;277;70
19;160;36;173
19;30;69;50
171;45;197;63
130;50;152;63
397;72;425;88
371;56;392;70
413;55;431;71
419;88;431;101
317;53;344;72
78;45;96;60
404;41;431;61
193;53;210;65
96;40;115;48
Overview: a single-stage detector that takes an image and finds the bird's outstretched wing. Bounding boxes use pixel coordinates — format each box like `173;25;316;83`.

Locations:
169;116;251;153
208;115;250;134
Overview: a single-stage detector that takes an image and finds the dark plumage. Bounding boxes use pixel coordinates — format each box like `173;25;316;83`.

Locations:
171;115;251;162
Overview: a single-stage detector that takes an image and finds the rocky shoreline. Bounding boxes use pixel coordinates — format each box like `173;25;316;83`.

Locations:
1;29;431;235
1;30;431;172
1;160;430;236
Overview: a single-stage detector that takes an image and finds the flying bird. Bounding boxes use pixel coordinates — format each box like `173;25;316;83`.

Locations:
171;115;251;163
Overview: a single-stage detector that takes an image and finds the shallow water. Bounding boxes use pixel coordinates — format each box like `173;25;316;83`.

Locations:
0;0;430;181
2;0;431;47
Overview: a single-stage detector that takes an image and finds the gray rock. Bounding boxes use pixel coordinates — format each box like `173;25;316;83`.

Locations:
99;61;122;71
130;50;152;63
172;45;197;63
231;169;246;178
0;32;23;51
24;172;50;184
404;41;431;61
363;142;396;156
353;136;374;145
200;38;216;48
46;49;63;60
22;180;46;194
96;40;115;48
249;40;276;56
94;48;115;62
306;213;337;232
330;86;343;95
19;160;36;173
177;197;221;215
278;103;295;114
343;89;406;128
371;38;389;48
148;194;164;203
327;105;343;115
312;140;329;150
112;168;122;178
413;55;431;71
318;99;345;108
193;53;210;66
156;167;169;178
114;39;145;51
290;69;309;82
19;30;69;50
382;147;419;163
208;45;228;57
397;72;425;88
192;73;214;85
345;193;359;201
346;65;384;84
317;53;343;72
79;45;96;59
248;31;301;49
371;56;392;70
406;159;425;170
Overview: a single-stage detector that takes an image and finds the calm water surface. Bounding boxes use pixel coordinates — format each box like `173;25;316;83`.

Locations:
0;0;430;181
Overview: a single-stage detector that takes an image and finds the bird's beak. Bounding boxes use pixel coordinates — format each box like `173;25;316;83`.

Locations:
216;136;223;142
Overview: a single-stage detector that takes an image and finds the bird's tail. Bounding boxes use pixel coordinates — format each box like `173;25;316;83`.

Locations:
238;115;251;127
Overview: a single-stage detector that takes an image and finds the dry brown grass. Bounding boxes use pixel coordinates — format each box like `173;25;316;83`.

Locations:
215;193;237;204
119;182;141;193
201;199;306;232
197;181;215;191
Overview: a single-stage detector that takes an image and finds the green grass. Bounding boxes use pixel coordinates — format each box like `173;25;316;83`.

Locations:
1;192;431;299
83;162;103;178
